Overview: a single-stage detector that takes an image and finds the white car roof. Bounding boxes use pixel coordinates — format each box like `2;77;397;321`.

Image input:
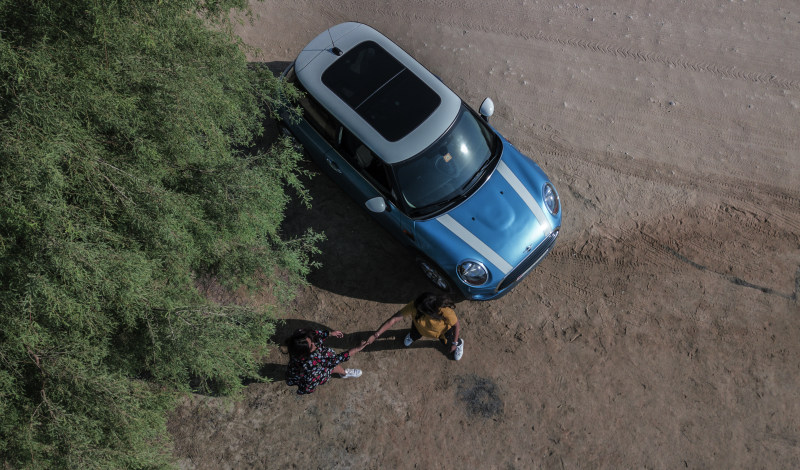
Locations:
294;22;462;164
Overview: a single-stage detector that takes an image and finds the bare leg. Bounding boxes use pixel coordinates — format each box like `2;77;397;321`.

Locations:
332;365;346;376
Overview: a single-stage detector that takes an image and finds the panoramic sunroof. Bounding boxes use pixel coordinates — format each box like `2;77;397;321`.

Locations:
322;41;441;142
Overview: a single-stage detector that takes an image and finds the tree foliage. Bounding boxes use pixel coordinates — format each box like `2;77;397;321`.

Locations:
0;0;319;467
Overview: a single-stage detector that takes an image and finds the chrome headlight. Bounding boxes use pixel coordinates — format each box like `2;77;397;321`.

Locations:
543;183;560;215
457;260;489;286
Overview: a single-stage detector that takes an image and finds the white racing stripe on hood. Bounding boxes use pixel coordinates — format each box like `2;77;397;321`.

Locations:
496;160;551;230
436;214;513;274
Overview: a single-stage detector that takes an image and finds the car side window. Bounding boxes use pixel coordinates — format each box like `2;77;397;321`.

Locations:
340;129;395;199
298;94;339;144
286;73;340;144
287;69;397;203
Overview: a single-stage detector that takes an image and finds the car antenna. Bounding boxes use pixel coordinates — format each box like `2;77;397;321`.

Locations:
328;28;343;56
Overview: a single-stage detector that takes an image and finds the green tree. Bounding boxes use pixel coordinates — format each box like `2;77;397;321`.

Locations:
0;0;319;467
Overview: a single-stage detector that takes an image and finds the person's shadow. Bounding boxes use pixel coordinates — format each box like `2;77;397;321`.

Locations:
256;319;451;383
345;329;451;355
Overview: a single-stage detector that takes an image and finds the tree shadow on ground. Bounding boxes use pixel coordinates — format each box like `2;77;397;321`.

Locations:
280;165;433;303
258;60;291;75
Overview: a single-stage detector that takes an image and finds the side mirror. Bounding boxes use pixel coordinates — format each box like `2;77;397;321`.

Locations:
479;98;494;121
365;197;387;213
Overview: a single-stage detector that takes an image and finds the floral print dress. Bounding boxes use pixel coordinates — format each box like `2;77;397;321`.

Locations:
286;330;350;395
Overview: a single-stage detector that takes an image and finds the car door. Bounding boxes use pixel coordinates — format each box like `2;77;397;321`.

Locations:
332;128;417;247
289;87;416;247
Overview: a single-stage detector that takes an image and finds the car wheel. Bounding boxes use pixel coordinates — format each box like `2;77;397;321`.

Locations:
415;256;455;293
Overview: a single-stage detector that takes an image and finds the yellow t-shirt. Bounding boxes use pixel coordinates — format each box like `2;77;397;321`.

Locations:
399;302;458;342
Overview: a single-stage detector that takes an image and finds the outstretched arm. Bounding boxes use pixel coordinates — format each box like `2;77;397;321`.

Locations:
347;340;368;354
327;330;365;356
364;312;404;346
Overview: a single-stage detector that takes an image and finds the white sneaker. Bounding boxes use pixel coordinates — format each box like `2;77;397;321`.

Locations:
342;368;362;378
453;339;464;361
403;333;413;347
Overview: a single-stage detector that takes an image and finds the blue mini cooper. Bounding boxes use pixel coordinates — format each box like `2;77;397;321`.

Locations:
279;22;561;300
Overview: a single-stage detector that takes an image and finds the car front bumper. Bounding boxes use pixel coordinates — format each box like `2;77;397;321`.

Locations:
457;228;559;300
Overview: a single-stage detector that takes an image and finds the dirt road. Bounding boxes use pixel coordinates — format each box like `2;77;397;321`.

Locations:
168;1;800;468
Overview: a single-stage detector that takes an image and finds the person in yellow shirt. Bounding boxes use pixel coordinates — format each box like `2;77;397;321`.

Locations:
363;292;464;360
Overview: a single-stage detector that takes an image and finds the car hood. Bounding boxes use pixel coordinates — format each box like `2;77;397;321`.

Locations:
415;139;558;278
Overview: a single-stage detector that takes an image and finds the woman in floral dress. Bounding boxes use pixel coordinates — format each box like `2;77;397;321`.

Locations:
285;329;364;395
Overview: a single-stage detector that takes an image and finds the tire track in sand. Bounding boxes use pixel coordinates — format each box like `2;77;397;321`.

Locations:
536;129;800;234
333;3;800;92
525;127;800;301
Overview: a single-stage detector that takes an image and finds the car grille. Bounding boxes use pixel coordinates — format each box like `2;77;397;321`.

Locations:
497;229;559;292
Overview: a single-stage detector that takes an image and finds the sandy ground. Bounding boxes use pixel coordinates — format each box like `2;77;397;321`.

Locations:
167;1;800;468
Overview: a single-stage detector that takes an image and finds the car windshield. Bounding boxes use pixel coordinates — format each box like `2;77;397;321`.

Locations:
394;104;499;216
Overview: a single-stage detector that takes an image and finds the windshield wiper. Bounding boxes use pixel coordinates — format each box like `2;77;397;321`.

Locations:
461;156;494;192
411;193;466;217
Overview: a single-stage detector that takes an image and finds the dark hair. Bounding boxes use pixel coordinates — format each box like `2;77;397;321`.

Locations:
413;292;454;321
285;329;313;357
